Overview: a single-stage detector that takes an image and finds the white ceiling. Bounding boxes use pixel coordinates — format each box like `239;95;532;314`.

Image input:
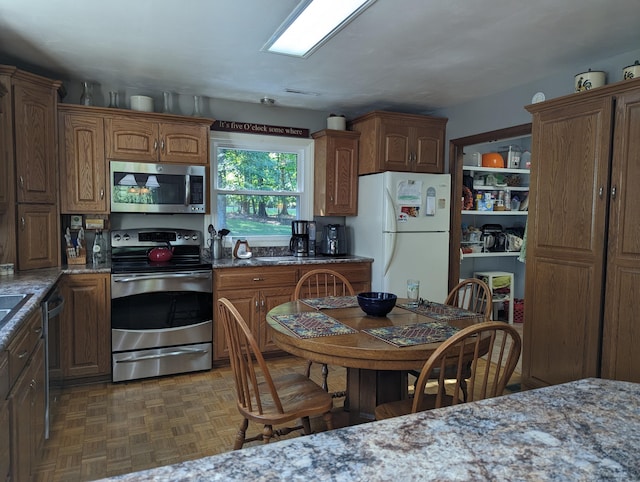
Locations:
0;0;638;117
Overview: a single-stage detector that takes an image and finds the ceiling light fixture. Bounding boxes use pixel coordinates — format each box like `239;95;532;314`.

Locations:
262;0;376;58
260;97;275;105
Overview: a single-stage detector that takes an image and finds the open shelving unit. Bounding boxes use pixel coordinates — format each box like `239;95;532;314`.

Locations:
448;123;531;309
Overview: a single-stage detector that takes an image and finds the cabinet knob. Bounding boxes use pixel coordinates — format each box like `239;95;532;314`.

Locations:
154;139;158;151
161;139;165;152
252;277;264;281
100;188;105;200
19;176;24;189
611;185;617;199
599;186;604;198
20;217;25;229
18;350;29;359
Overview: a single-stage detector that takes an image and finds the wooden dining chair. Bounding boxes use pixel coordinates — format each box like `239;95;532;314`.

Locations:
218;297;334;450
375;321;521;421
445;278;493;322
293;269;355;397
409;277;493;401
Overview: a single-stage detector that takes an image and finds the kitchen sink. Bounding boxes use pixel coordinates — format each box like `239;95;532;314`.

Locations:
0;293;33;327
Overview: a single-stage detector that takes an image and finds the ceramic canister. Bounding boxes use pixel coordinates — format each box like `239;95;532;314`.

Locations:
574;69;606;92
327;115;346;130
623;60;640;80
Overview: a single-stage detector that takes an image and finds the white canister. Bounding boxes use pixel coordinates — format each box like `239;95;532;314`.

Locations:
130;95;154;112
574;69;606;92
327;115;346;130
623;60;640;80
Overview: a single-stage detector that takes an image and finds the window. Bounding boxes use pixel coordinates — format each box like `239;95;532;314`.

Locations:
211;132;313;246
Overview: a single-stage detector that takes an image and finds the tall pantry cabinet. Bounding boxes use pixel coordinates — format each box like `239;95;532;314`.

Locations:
0;66;62;269
523;78;640;389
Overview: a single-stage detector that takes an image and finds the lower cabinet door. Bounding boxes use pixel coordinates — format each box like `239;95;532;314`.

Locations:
60;274;111;379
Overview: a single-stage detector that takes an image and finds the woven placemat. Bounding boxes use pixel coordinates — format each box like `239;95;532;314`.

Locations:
300;296;359;310
362;322;460;347
397;301;478;321
271;311;357;339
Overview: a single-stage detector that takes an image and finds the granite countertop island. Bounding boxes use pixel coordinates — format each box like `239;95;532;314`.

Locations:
101;378;640;481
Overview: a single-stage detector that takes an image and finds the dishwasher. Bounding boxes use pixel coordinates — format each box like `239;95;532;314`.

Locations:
42;285;64;439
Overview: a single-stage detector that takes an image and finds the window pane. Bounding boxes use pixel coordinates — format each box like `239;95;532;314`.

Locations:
216;193;299;236
217;148;298;191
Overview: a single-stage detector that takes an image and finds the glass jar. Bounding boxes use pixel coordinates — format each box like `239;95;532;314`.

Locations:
80;81;93;106
108;91;119;108
163;91;172;114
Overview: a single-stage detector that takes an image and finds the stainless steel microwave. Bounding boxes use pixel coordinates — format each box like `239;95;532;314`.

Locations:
110;161;206;214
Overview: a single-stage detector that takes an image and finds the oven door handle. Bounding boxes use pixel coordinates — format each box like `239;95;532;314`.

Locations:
115;348;209;363
113;272;211;283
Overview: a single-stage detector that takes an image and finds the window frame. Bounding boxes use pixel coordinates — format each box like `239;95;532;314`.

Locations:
210;131;314;247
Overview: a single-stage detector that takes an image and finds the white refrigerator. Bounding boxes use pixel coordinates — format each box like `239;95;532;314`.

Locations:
346;172;451;303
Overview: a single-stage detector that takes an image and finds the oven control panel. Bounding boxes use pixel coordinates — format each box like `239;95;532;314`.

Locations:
111;229;201;247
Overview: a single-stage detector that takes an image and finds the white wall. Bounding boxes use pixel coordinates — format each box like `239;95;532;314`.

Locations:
434;47;640;169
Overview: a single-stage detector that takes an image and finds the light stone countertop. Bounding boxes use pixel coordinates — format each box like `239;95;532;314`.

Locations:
102;377;640;482
0;265;110;351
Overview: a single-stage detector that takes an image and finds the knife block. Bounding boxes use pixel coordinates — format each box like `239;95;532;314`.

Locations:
66;246;87;265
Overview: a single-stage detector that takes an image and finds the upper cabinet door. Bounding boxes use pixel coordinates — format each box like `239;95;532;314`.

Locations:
380;121;412;172
159;122;209;164
313;129;359;216
13;81;57;204
59;112;108;213
105;117;158;162
413;122;445;173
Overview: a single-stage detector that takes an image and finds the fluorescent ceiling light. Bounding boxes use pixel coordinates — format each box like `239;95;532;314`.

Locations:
263;0;376;58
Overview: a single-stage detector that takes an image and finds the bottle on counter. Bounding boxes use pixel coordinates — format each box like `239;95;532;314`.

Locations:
92;230;106;265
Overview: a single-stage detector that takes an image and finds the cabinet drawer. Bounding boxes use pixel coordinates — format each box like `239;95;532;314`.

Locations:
7;310;42;387
215;267;297;290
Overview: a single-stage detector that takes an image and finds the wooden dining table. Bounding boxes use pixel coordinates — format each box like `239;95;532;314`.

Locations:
266;298;483;423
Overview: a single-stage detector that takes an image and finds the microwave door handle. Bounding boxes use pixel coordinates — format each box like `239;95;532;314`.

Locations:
184;174;191;206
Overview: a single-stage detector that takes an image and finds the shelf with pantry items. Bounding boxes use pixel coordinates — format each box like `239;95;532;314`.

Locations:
462;165;530;215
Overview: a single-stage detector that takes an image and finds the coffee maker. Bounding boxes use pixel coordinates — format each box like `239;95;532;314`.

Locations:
290;221;309;257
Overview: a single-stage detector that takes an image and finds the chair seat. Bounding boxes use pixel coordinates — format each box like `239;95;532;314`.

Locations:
374;394;454;420
239;373;334;425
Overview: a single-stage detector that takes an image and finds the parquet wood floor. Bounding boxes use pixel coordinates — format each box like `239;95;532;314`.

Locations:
34;325;523;482
34;357;347;482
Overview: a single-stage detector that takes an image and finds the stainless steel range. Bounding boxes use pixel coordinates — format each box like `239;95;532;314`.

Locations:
110;228;212;382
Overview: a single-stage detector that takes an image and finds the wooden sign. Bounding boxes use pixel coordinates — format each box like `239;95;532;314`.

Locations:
212;120;309;138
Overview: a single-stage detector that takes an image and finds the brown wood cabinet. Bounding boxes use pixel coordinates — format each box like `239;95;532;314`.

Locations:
349;111;447;175
0;352;9;482
523;78;640;389
12;76;60;204
59;109;108;213
59;273;111;380
0;80;10;214
214;266;297;361
213;261;372;362
105;116;210;164
17;203;59;270
0;65;61;270
312;129;360;216
6;308;45;482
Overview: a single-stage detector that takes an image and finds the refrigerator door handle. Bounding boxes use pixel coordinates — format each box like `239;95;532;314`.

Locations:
384;230;397;276
385;187;397;233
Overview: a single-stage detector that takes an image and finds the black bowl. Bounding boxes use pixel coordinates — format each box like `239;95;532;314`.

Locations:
357;292;398;317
